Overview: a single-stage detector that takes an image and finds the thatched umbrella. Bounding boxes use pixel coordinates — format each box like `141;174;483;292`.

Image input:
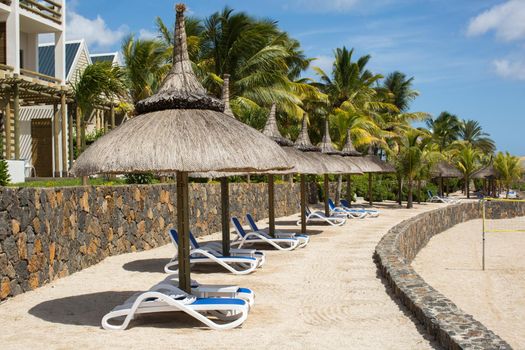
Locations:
360;147;396;206
472;164;499;197
71;4;291;292
339;129;362;207
317;119;362;216
430;161;462;196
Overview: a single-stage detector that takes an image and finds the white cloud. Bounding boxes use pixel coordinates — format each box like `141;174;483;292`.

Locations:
138;29;158;40
467;0;525;41
66;11;128;49
493;59;525;80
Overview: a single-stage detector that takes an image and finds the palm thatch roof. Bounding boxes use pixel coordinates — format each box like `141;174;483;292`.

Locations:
294;114;320;152
318;118;341;155
71;5;292;176
262;104;293;146
221;74;234;118
471;164;499;179
430;161;462;178
340;129;361;156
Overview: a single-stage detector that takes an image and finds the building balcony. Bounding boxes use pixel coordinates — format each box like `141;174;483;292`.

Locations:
19;0;62;25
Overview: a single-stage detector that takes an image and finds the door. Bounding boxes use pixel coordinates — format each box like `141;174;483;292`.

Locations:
31;119;53;177
0;22;5;65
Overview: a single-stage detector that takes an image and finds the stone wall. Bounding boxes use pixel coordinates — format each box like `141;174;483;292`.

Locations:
0;182;301;301
374;201;525;349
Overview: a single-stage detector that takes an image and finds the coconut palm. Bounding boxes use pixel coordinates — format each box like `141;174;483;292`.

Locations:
381;71;419;112
71;61;127;153
426;111;461;151
459;119;495;154
494;152;522;198
453;143;481;199
121;36;170;106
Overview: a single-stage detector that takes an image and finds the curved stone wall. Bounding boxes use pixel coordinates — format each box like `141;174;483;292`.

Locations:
374;202;525;349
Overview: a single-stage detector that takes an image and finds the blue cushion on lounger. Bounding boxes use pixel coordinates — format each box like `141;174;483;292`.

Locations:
192;298;246;306
237;287;252;294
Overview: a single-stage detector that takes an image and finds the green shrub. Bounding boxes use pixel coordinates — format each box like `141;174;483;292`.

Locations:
0;159;10;186
124;173;155;184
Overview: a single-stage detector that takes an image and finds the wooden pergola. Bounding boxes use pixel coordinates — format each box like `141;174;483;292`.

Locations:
0;64;118;176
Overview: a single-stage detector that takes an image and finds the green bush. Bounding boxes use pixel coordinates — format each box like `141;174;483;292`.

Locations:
0;159;10;186
124;173;155;184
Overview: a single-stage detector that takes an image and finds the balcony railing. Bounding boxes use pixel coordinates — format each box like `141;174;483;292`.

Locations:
20;0;62;25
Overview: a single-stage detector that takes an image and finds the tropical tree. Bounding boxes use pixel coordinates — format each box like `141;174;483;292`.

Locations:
426;111;461;151
71;61;127;152
494;152;522;198
458;119;495;154
381;71;419;113
453;143;481;199
121;36;170;106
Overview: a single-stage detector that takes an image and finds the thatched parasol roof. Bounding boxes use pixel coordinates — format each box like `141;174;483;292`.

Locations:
471;164;499;179
430;161;462;178
71;5;291;177
262;104;293;147
294;114;320;152
221;74;234;118
340;129;361;156
318;118;340;155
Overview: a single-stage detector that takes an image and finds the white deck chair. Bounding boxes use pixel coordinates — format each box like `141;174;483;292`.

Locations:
427;190;460;204
297;207;346;227
164;229;260;275
158;275;255;308
246;213;309;248
340;200;380;217
231;217;300;251
101;285;249;330
328;199;367;219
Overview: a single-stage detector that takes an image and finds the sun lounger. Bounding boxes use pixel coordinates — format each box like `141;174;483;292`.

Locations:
245;213;309;248
101;284;249;330
296;206;346;226
155;275;255;308
328;199;367;219
231;217;300;251
165;229;260;275
340;200;380;217
427;190;460;204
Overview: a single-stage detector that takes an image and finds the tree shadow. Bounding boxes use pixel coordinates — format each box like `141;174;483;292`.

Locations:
122;258;170;273
28;291;212;330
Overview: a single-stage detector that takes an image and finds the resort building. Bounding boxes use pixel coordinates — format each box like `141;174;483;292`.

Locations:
0;0;71;180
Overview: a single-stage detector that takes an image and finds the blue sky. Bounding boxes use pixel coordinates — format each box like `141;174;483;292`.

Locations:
61;0;525;154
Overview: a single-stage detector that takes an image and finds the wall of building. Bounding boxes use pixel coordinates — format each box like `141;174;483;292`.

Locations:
0;182;305;300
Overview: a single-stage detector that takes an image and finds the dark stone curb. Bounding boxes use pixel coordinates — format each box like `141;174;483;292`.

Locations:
374;202;525;350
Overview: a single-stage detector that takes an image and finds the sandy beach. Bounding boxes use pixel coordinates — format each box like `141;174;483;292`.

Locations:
0;202;443;350
412;218;525;349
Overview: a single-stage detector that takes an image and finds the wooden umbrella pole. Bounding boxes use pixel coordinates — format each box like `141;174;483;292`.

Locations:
268;174;275;237
368;173;373;206
300;174;307;234
346;174;352;208
324;174;330;217
176;171;191;293
220;177;230;256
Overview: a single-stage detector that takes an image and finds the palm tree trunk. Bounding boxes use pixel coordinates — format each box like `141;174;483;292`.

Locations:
466;174;470;199
335;174;342;206
417;179;421;204
346;174;352;207
407;178;413;209
397;175;403;205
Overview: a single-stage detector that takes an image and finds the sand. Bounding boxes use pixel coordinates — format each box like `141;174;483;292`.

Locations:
0;202;443;350
412;218;525;349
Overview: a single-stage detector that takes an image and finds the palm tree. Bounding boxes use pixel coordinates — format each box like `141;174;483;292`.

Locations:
494;152;522;198
71;61;126;152
453;143;481;199
381;71;419;112
426;111;461;151
459;119;495;154
121;36;170;106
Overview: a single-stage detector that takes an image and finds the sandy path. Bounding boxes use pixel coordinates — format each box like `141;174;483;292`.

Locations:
0;202;442;350
412;218;525;349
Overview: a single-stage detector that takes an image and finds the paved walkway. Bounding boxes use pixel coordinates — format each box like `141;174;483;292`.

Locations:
0;202;443;349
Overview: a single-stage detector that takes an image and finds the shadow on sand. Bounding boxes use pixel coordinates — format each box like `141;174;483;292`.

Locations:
28;291;207;329
122;258;170;273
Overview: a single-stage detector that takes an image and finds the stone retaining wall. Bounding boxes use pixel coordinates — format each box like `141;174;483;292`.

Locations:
0;182;302;301
374;201;525;349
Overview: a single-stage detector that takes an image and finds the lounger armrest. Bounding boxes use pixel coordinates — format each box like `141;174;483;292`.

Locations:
275;232;296;239
230;248;257;256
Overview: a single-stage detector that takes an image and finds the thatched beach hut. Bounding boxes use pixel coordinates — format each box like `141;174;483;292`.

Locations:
71;4;292;292
430;161;462;196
